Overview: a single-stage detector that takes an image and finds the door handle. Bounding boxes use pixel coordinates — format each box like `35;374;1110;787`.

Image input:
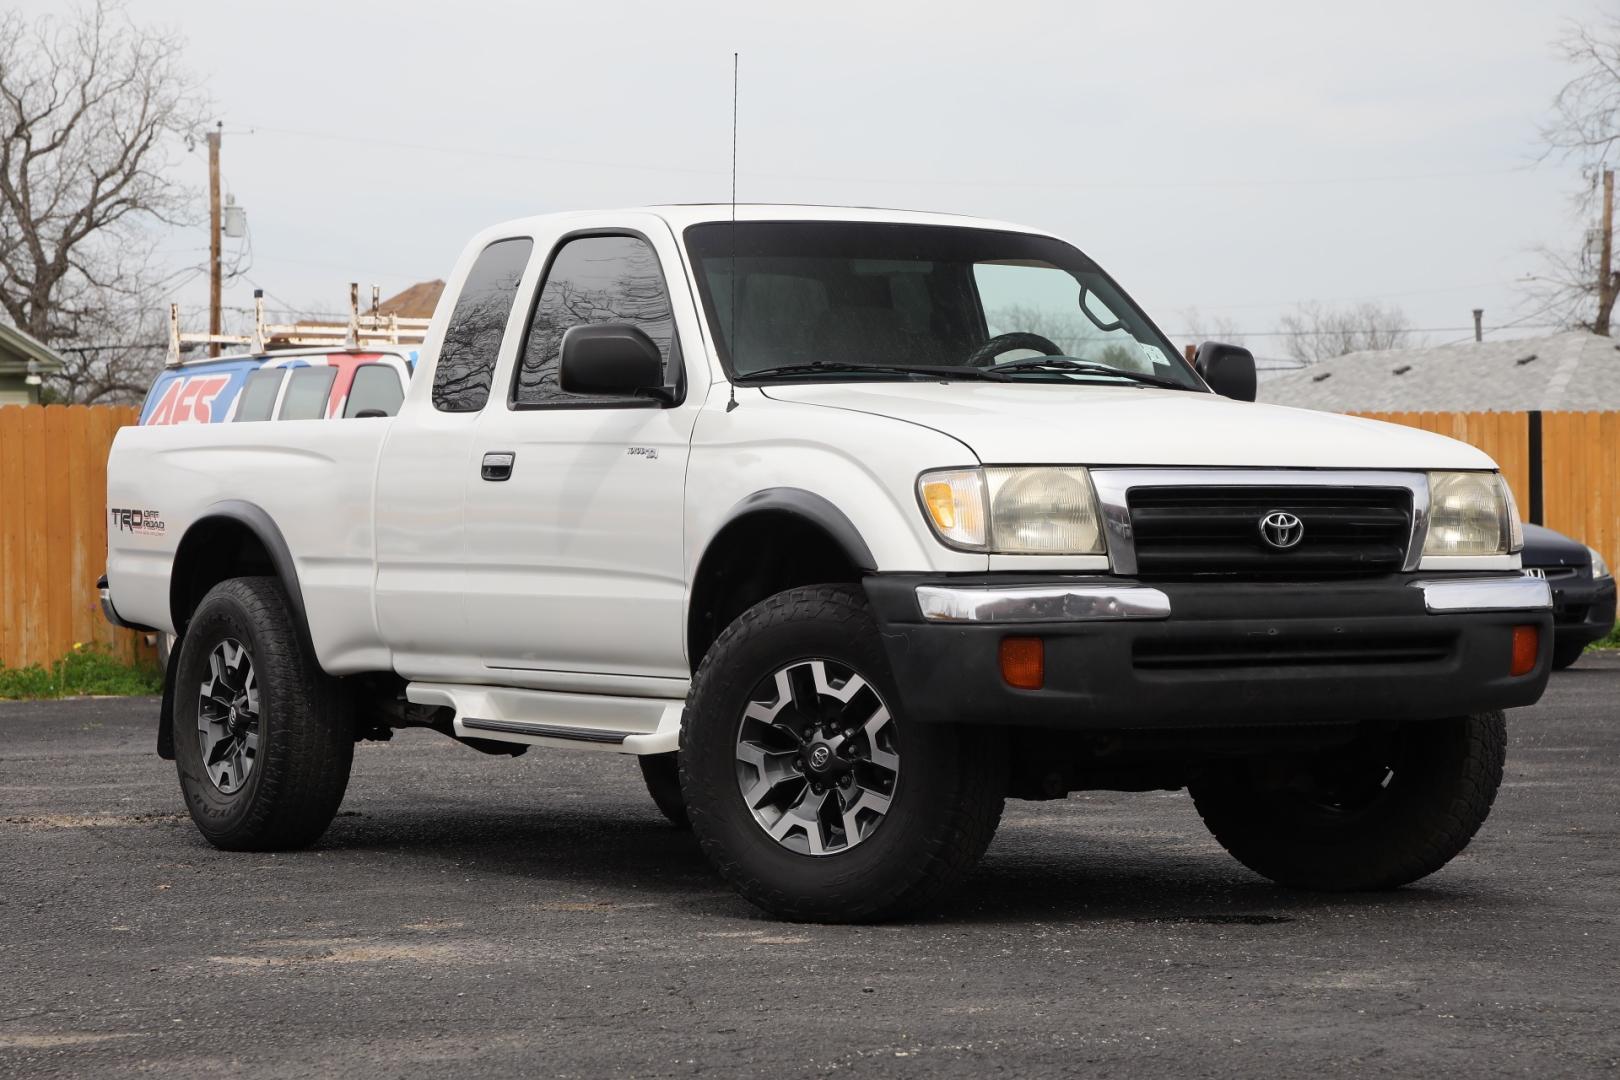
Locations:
480;451;515;482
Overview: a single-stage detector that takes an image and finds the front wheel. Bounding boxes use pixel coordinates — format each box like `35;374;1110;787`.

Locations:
1189;712;1507;891
681;585;1005;923
173;577;354;851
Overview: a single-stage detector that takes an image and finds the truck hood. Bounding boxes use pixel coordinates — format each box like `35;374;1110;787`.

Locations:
760;383;1496;470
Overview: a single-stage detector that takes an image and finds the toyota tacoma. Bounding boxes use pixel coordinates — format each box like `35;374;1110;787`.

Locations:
103;205;1553;921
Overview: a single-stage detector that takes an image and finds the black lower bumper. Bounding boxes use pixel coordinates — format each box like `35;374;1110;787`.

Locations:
864;572;1552;730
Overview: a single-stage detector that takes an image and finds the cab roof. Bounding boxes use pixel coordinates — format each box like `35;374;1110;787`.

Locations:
479;203;1059;242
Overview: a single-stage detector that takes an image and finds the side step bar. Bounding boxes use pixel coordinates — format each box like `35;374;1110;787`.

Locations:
406;682;684;756
460;718;633;745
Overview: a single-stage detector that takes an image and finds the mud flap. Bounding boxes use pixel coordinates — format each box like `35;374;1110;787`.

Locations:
156;636;182;760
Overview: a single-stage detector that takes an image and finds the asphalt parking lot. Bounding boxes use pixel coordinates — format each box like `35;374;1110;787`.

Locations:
3;659;1618;1079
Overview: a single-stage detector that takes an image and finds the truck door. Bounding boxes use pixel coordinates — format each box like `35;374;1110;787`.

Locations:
459;225;700;685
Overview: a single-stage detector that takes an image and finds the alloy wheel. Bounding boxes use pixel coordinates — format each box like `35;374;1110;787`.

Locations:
733;658;900;856
196;638;260;794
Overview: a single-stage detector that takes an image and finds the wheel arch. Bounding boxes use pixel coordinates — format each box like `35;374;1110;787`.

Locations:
686;488;877;672
169;500;310;642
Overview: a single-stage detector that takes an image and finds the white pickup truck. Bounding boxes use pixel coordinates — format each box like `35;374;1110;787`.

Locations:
104;204;1553;922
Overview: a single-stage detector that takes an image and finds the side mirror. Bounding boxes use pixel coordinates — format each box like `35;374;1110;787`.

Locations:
559;324;672;402
1194;341;1256;402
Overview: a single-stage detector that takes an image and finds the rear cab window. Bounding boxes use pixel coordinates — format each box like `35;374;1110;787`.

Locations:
433;237;535;412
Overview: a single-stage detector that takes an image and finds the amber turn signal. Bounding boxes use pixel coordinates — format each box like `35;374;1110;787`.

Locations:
920;481;958;530
1510;624;1539;677
999;636;1045;690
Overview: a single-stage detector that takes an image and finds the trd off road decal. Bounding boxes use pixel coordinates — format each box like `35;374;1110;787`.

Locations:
109;508;166;535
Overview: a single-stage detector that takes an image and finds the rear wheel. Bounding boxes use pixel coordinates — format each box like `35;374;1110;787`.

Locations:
638;752;690;829
682;584;1004;923
173;577;353;851
1189;712;1507;891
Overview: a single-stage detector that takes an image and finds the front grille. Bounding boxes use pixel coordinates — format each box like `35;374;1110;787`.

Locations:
1133;632;1454;671
1127;485;1412;577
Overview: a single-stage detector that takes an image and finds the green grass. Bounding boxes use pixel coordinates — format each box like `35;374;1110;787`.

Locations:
0;643;164;700
1588;623;1620;651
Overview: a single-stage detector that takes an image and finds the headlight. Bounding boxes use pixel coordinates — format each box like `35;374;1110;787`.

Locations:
918;467;1104;554
1588;545;1611;579
1423;471;1522;556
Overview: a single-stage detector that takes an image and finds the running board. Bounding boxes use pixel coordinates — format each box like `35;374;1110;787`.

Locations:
406;682;684;755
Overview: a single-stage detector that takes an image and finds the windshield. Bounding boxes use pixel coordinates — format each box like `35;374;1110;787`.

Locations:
683;221;1203;391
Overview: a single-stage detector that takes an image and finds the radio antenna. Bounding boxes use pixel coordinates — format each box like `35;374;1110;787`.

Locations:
726;51;740;413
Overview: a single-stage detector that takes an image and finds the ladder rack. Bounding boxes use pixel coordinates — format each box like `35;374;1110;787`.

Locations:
168;284;431;364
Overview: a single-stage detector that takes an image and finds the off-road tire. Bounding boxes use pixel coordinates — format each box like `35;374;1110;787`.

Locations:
1551;639;1587;671
1189;712;1507;891
639;752;690;829
681;584;1005;923
174;576;353;851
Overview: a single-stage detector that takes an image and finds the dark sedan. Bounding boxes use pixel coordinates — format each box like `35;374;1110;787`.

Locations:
1521;524;1617;669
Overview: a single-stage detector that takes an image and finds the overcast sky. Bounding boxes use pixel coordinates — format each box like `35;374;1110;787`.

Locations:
18;0;1612;355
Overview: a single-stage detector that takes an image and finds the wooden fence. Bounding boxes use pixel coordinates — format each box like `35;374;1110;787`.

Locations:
1358;410;1620;574
0;404;153;670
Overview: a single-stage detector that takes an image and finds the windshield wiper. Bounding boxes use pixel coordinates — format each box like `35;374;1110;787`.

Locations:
984;355;1192;391
740;361;1000;382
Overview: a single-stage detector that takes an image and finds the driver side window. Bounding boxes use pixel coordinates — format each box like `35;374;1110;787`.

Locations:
514;234;677;407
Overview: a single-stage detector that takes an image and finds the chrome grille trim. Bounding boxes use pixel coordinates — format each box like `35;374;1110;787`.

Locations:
1089;468;1431;575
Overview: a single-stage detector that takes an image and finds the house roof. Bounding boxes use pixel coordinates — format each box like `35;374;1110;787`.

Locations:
375;280;443;320
0;321;65;375
1260;330;1620;412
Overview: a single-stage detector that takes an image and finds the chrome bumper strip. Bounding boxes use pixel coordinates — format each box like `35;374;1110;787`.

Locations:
916;584;1172;624
1414;576;1553;614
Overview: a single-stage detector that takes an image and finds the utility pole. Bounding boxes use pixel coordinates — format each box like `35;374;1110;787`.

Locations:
207;121;222;357
1598;168;1615;337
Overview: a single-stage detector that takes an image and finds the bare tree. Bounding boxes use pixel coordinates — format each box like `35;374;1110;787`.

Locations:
0;0;207;402
1542;16;1620;164
1277;301;1416;364
1533;16;1620;333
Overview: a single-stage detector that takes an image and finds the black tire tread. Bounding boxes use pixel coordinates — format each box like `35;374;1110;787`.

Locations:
681;584;1003;923
638;752;691;830
177;576;353;851
1190;712;1507;891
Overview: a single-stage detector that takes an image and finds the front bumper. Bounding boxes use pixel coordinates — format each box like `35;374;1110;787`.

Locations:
864;572;1552;730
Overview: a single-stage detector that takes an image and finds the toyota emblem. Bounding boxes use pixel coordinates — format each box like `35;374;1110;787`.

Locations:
1259;510;1304;549
809;745;832;769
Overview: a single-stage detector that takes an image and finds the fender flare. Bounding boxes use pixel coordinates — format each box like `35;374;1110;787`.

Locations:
714;487;877;571
170;499;311;640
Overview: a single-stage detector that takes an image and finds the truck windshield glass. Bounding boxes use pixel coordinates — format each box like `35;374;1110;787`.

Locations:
684;221;1200;390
